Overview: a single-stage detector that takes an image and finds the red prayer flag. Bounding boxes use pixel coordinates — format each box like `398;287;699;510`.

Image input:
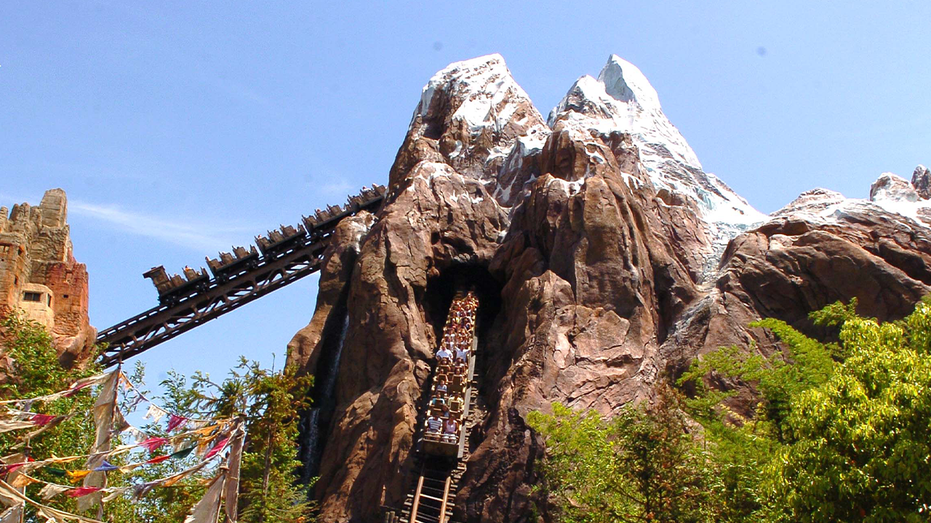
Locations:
31;414;57;426
139;437;169;451
204;437;229;460
63;382;92;398
145;455;171;464
66;486;102;498
167;414;188;432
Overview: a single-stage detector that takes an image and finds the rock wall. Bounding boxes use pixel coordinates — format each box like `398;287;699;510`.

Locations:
286;54;931;522
0;189;95;368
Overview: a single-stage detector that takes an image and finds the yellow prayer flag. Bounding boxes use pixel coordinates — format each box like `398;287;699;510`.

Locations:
66;470;91;483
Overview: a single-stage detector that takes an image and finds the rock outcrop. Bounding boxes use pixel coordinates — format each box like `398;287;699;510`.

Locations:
286;54;931;522
0;189;95;368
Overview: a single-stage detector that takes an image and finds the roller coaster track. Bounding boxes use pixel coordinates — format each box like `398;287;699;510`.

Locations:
96;187;385;367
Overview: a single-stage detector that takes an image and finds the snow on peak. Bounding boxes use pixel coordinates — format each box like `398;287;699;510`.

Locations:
598;55;662;115
414;53;543;136
548;55;702;171
870;172;919;203
771;171;931;231
548;54;765;263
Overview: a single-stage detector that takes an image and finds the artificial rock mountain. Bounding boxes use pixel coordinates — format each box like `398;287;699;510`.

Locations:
286;54;931;522
0;189;95;371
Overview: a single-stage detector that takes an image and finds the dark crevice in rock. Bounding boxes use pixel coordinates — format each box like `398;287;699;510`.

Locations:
297;284;352;484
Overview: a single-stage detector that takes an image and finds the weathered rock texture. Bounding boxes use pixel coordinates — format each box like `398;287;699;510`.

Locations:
0;189;96;368
286;54;931;522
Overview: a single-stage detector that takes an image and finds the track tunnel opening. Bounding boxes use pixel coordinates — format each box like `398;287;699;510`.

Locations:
423;263;502;347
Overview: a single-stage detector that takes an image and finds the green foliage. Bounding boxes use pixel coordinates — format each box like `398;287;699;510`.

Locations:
528;388;720;523
765;308;931;522
682;299;931;522
221;359;314;523
0;312;98;482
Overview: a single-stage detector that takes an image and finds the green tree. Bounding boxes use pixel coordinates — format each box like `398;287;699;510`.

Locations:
681;299;931;522
528;387;720;523
0;312;99;461
207;359;315;523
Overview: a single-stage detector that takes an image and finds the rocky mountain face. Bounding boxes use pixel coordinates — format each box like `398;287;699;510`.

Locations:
286;54;931;522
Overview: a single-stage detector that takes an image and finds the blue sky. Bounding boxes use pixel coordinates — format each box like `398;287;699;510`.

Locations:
1;1;929;387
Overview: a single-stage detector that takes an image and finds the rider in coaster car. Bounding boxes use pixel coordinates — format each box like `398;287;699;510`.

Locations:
436;345;452;364
442;417;459;443
426;413;443;436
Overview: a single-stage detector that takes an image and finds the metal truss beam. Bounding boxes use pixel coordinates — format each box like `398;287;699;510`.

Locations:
97;240;330;367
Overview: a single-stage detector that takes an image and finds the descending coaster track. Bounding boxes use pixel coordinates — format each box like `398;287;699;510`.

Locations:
96;185;386;367
383;291;484;523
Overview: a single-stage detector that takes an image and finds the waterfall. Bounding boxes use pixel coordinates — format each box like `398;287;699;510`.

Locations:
301;311;350;481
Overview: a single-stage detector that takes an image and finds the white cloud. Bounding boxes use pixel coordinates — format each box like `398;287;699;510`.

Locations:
70;200;255;252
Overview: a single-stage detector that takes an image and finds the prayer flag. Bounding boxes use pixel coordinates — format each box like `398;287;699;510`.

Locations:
204;437;229;460
8;475;38;489
144;405;167;423
132;482;156;499
0;420;36;433
182;471;225;523
0;504;22;523
30;414;57;426
139;437;169;452
66;470;91;483
67;487;102;498
81;371;119;512
167;414;188;432
102;487;130;502
145;455;170;464
92;461;117;472
38;483;71;500
170;446;194;460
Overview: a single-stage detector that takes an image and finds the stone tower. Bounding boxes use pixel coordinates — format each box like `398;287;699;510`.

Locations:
0;189;95;367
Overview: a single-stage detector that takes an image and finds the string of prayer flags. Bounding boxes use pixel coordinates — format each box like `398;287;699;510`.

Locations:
0;480;103;523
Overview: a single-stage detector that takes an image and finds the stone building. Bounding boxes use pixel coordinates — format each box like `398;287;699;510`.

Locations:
0;189;95;367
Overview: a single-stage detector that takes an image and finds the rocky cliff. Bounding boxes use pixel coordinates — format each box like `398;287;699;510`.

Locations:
286;54;931;522
0;189;96;369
